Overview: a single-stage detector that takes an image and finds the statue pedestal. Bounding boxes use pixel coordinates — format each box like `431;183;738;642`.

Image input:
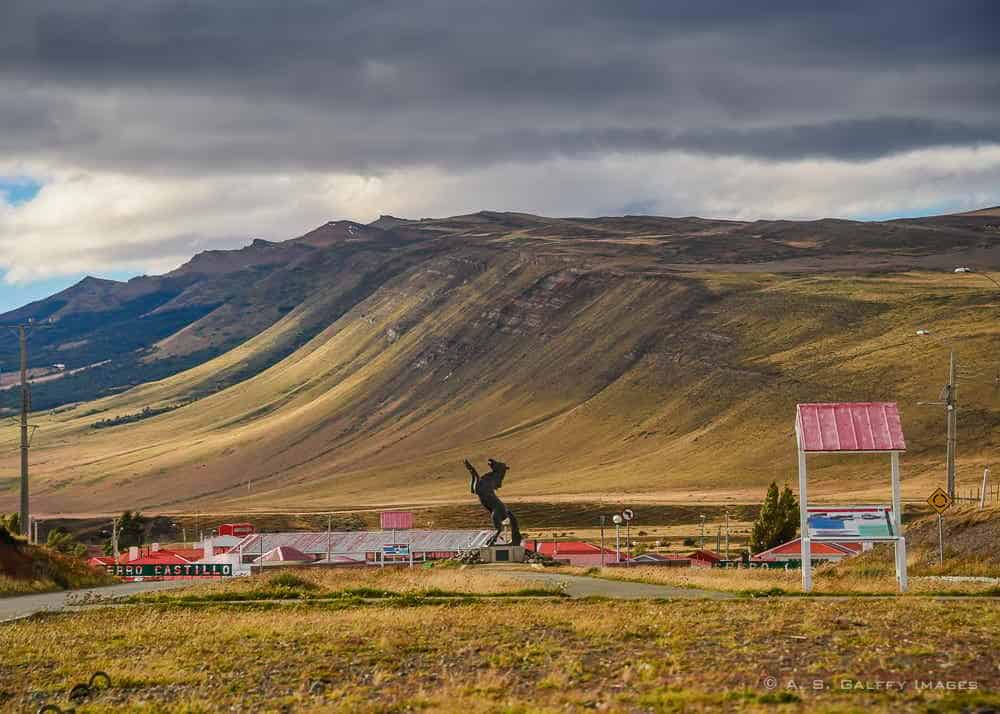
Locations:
479;545;525;563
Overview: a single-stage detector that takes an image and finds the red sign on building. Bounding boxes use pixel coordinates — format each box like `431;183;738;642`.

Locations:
218;523;255;537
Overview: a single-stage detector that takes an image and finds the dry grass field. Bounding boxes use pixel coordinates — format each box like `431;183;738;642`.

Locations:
574;562;1000;596
2;576;997;712
133;566;565;603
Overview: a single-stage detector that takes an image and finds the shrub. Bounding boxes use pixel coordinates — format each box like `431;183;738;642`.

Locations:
46;528;88;558
267;572;318;590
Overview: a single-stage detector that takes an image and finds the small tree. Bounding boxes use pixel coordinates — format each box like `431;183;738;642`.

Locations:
749;481;799;554
46;528;87;558
103;510;147;555
777;484;800;544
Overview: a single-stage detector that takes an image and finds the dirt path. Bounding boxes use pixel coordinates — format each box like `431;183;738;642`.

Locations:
0;580;195;623
497;569;736;599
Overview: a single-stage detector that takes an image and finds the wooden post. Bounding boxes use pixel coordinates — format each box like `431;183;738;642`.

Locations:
938;514;944;566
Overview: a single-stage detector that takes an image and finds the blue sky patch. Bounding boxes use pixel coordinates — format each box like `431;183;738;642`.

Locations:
0;177;42;206
0;270;139;315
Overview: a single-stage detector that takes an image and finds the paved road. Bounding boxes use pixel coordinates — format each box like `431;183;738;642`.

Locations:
499;569;735;600
0;580;195;623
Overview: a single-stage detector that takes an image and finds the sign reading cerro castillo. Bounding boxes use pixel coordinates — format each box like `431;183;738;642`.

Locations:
106;563;233;577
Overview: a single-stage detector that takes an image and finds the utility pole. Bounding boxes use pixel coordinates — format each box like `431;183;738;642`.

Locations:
599;515;606;568
724;511;730;560
18;325;29;538
1;320;48;539
945;350;957;499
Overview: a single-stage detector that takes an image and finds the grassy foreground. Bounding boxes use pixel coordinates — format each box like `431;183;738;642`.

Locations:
134;567;564;603
574;562;1000;596
2;573;998;712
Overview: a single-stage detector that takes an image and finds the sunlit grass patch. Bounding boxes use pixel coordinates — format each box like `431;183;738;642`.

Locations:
132;566;566;605
3;597;998;712
566;560;1000;596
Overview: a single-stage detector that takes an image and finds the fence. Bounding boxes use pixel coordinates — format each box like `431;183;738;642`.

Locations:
951;483;999;505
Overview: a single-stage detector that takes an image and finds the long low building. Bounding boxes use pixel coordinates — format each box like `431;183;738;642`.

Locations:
228;529;495;566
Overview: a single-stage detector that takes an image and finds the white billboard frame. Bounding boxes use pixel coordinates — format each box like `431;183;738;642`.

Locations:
796;432;908;593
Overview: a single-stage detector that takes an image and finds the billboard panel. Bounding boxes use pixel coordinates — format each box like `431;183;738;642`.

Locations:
806;506;895;541
380;511;414;530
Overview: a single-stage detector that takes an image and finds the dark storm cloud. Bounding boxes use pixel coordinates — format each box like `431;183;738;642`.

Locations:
0;1;997;173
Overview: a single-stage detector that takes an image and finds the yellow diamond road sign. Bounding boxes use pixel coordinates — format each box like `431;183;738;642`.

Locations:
927;487;952;515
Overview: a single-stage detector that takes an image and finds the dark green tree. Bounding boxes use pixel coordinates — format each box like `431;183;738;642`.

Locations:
749;481;799;554
103;510;147;555
776;483;800;545
46;528;87;558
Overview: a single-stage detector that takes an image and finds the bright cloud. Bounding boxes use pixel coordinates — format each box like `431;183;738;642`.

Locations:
1;143;999;284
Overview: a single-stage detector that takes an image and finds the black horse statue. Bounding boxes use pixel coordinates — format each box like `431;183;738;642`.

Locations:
464;458;522;546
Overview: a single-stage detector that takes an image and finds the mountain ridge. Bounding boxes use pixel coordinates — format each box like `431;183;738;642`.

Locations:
0;208;997;512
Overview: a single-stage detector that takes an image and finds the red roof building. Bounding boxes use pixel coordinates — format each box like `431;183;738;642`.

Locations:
752;538;864;563
629;552;692;567
254;545;314;564
524;540;622;566
686;549;725;567
91;545;207;581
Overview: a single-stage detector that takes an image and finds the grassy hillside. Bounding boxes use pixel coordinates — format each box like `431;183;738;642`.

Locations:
4;209;999;413
1;260;996;512
0;526;113;597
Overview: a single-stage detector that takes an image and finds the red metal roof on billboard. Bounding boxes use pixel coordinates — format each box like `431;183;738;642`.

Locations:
796;402;905;452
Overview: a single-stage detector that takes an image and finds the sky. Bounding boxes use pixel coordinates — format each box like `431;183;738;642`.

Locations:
1;1;998;312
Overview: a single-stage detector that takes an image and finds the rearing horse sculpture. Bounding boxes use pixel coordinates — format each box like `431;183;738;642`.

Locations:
464;458;522;546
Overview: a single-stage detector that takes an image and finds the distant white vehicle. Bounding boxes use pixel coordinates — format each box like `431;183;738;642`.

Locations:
954;267;972;273
915;329;931;336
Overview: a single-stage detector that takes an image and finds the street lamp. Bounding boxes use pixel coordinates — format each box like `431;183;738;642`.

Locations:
699;514;706;548
612;514;623;562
